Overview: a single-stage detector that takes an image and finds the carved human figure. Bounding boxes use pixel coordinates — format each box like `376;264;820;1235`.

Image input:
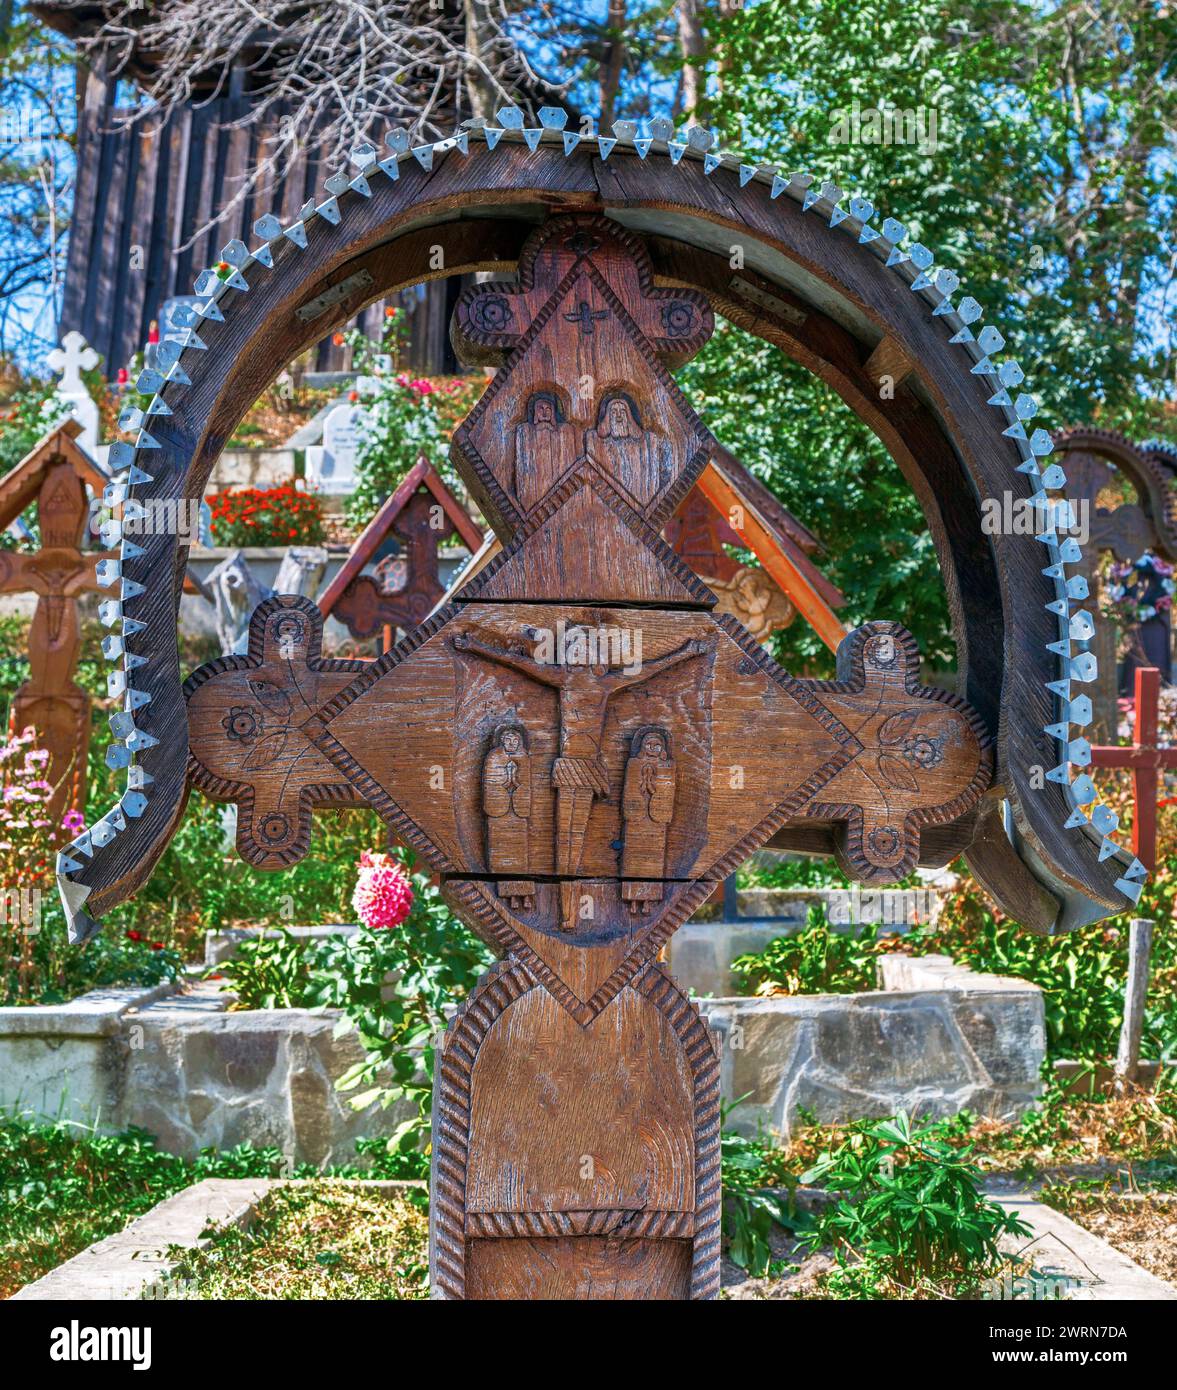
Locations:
452;626;706;927
482;725;534;908
513;391;579;510
584;393;669;506
711;566;797;641
621;727;676;914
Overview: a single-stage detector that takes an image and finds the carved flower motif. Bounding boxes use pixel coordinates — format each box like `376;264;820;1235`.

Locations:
471;294;513;333
661;301;695;338
903;733;943;769
868;826;900;859
223;706;261;743
258;812;291;845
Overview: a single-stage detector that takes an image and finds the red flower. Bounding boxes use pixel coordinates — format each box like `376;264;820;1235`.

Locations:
126;930;143;942
150;941;164;951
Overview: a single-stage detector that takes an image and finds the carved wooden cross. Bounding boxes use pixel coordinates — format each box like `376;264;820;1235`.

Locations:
1060;435;1177;739
0;420;105;825
317;456;484;652
1089;666;1176;872
184;216;992;1299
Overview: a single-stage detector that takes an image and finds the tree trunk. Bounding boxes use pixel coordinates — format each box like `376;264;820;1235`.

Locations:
599;0;627;129
463;0;498;122
677;0;706;118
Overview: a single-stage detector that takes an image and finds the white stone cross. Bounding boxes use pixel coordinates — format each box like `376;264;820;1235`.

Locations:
48;330;101;455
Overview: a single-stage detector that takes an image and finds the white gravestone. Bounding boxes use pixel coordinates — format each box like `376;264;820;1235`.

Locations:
305;401;366;495
47;330;100;456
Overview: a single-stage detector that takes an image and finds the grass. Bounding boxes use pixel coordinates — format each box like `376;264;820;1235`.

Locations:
0;1110;426;1299
162;1182;430;1300
7;1080;1176;1301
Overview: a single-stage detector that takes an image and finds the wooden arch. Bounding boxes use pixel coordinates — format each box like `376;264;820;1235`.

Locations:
58;129;1139;940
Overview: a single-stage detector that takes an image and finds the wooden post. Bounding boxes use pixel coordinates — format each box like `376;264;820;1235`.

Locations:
1114;917;1154;1089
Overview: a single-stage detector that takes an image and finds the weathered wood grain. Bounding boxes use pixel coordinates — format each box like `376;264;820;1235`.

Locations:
0;421;106;823
317;457;484;647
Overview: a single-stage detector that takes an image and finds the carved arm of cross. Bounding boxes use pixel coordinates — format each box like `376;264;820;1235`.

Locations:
794;622;994;883
183;596;371;867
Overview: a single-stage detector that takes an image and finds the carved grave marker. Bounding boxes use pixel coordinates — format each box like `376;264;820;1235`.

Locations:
0;419;105;824
182;216;993;1298
318;456;484;652
306;400;365;494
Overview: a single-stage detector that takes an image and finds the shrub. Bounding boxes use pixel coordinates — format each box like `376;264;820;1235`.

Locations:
721;1118;810;1276
798;1111;1031;1296
731;908;905;996
211;861;491;1157
208;481;326;546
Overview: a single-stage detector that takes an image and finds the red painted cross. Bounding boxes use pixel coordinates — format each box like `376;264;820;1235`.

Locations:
1089;667;1176;871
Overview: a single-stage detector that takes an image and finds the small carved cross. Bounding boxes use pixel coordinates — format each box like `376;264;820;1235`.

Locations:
184;597;369;866
562;301;609;336
46;330;99;394
0;421;105;823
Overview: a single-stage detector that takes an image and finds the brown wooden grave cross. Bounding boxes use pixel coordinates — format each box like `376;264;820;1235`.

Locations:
317;456;484;653
1089;666;1176;872
1058;431;1177;742
183;216;993;1299
0;419;106;825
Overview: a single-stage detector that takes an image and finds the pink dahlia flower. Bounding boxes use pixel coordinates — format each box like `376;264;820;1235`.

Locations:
352;851;414;929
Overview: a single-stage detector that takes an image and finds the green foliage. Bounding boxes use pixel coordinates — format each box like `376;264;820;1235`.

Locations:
0;1107;428;1297
0;383;67;536
211;874;491;1155
721;1116;810;1276
738;853;851;890
303;879;491;1153
670;0;1176;674
3;930;182;1008
212;927;314;1010
799;1111;1031;1295
679;330;952;674
731;907;894;997
907;868;1177;1062
341;317;480;528
702;0;1175;436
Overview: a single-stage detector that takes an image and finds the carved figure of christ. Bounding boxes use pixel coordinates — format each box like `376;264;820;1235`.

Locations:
450;628;707;926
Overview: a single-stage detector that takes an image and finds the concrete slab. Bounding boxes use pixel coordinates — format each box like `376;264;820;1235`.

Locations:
992;1189;1177;1300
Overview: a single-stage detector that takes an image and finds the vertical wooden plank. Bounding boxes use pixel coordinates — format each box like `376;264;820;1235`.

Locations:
59;102;104;337
115;119;157;371
141;110;177;347
1115;918;1154;1088
80;95;129;365
164;106;194;303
